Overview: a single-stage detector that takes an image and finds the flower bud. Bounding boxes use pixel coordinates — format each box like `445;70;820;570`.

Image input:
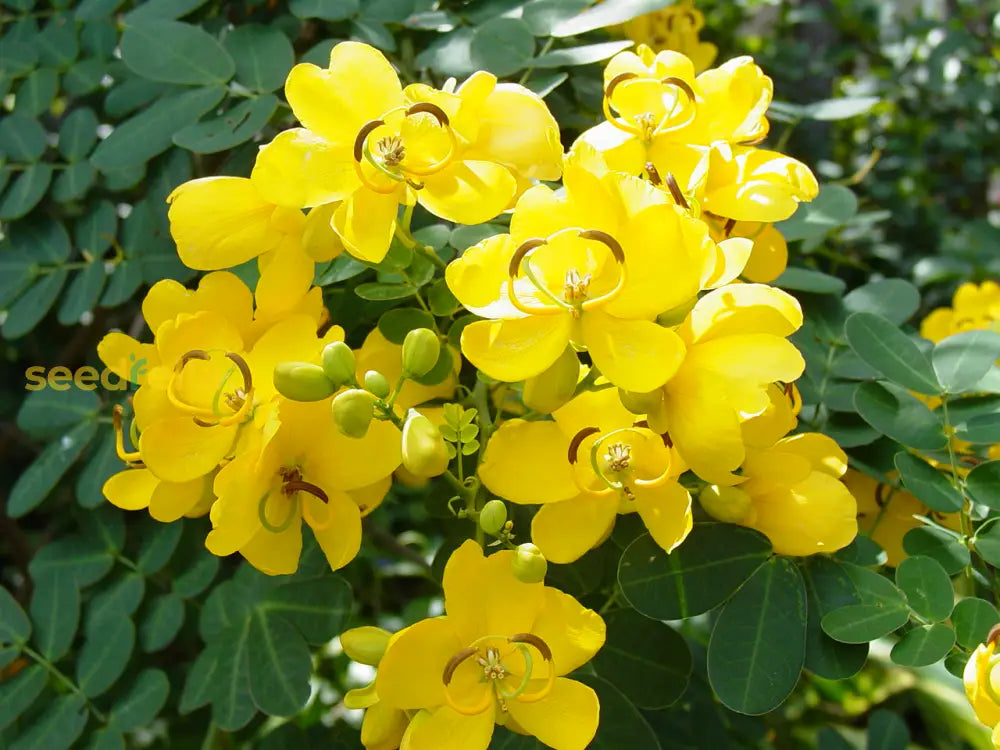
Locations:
618;388;663;416
523;347;579;414
401;328;441;378
340;626;392;666
479;500;507;535
511;543;547;584
332;389;375;438
322;341;356;387
273;362;336;402
699;485;753;524
364;370;391;399
401;409;449;478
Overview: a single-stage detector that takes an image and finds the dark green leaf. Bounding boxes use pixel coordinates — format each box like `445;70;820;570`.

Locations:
521;0;591;36
427;279;460;316
531;40;633;68
619;525;771;620
894;555;953;621
62;58;105;96
707;558;807;714
121;20;235;85
35;16;79;69
801;557;868;680
223;25;294;92
173;553;219;598
0;41;39;78
0;113;47;161
821;603;908;644
15;68;59;117
210;622;256;730
867;708;910;750
469;18;534;77
775;267;847;295
180;644;221;714
415;28;475;77
9;694;87;750
932;330;1000;394
75;0;125;20
247;612;312;716
3;269;69;339
843;279;920;324
776;184;858;242
31;573;80;661
845;312;941;394
902;526;969;575
894;452;963;512
136;521;183;574
108;669;169;732
952;598;1000;650
0;665;46;730
956;413;1000;444
30;536;113;587
261;577;352;645
0;587;31;645
0;164;54;220
76;435;124;509
8;421;97;516
52;161;97;202
57;261;107;325
17;388;99;439
575;675;661;750
974;521;1000;566
289;0;359;20
86;574;145;633
355;282;417;301
75;200;118;256
173;94;278;153
76;616;135;697
853;382;947;451
351;18;396;52
140;593;185;653
124;0;210;22
967;461;1000;510
891;622;955;667
87;730;125;750
378;308;436;344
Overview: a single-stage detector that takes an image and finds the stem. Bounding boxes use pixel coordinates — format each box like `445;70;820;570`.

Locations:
519;37;554;86
394;204;447;269
941;395;975;585
23;645;108;722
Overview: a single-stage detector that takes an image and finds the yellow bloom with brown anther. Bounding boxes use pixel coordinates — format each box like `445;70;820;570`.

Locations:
921;281;1000;343
964;629;1000;740
645;283;805;485
621;1;717;73
700;433;858;556
250;42;559;264
374;541;605;750
479;387;692;563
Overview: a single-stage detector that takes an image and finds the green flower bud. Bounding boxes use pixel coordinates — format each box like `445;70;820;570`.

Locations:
273;362;336;402
332;389;375;438
340;626;391;666
322;341;356;387
511;543;547;584
618;388;663;416
699;485;753;524
401;409;449;478
479;500;508;535
402;328;441;378
523;347;579;414
364;370;391;399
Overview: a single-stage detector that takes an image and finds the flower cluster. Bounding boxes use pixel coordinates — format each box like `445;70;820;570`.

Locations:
620;0;718;74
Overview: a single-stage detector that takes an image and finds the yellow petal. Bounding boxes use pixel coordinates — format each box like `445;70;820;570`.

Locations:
551;386;635;438
581;310;685;392
206;453;267;556
400;705;495;750
103;469;158;511
361;700;409;750
686;283;802;342
444;234;516;316
333;188;400;263
419;160;517;225
143;272;254;339
505;678;599;750
140;418;237;483
347;475;391;517
531;587;606;675
780;433;848;478
738;224;787;283
149;476;209;522
573;122;646;176
443;541;545;644
461;315;572;384
376;617;463;709
632;481;693;553
301;203;343;262
251;128;360;208
307;490;361;571
254;247;316;324
479;420;579;505
531;495;618;564
97;332;157;385
702;237;753;290
240;501;303;575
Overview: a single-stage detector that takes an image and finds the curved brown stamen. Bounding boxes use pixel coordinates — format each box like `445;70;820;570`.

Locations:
660;76;696;104
666;10;698;32
644;162;662;186
577;229;625;264
739;134;767;147
664;173;689;210
874;483;888;508
989;624;1000;647
508;238;548;277
406;179;424;190
353;119;386;162
605;72;637;99
193;417;215;427
406;102;450;127
442;647;478;686
960;455;985;466
630;420;672;448
225;352;253;394
568;426;601;464
176;349;210;371
508;633;552;662
284;479;329;504
723;218;737;237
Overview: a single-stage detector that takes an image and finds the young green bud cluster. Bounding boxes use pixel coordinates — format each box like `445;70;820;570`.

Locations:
479;499;508;535
332;389;375;438
273;362;336;402
322;341;356;387
511;543;547;584
401;328;441;378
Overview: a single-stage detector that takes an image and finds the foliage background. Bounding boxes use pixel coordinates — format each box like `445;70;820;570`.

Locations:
1;0;999;748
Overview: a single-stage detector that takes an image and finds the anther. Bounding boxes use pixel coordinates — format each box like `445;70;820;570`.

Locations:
723;218;737;237
284;479;329;504
990;624;1000;647
353;119;386;162
604;72;638;99
442;647;478;686
508;633;552;662
508;238;548;277
176;349;210;371
874;483;888;508
660;76;696;103
406;101;450;126
604;442;632;472
577;229;625;264
225;352;253;394
664;173;690;210
568;427;601;464
644;162;663;186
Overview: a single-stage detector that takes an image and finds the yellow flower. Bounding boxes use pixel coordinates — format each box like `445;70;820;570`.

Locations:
964;633;1000;741
621;0;718;74
251;42;560;263
479;387;692;563
700;433;858;555
645;283;806;485
341;627;411;750
446;145;750;392
921;281;1000;343
375;541;605;750
709;220;788;283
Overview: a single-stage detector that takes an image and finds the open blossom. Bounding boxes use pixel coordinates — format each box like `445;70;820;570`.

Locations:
921;281;1000;342
965;630;1000;746
374;541;606;750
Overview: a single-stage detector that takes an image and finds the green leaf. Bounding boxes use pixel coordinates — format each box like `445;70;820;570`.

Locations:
378;308;436;345
0;665;46;730
427;279;460;316
843;279;920;325
180;644;221;714
956;413;1000;444
289;0;359;20
0;41;39;78
36;16;79;69
247;611;312;717
16;68;59;117
86;573;145;633
974;521;1000;567
521;0;591;35
210;622;256;730
355;282;417;301
136;521;183;574
801;557;868;680
895;555;954;621
9;217;70;263
123;0;210;22
774;267;847;295
173;553;219;598
952;597;1000;650
450;223;505;250
75;0;125;20
17;388;99;439
891;622;956;667
618;525;771;620
76;615;135;698
932;330;1000;394
552;0;672;36
140;593;185;652
87;730;125;750
574;675;662;750
52;161;97;202
0;112;47;161
261;577;352;645
592;609;691;709
893;452;963;512
9;694;87;750
469;18;535;77
530;40;634;68
821;603;908;644
845;312;941;394
3;270;69;339
350;18;396;52
31;571;82;662
173;94;278;153
121;20;235;85
415;28;475;77
0;163;54;220
8;421;97;517
63;58;105;96
30;536;113;587
57;261;107;324
223;25;294;92
75;199;118;256
853;382;947;451
91;85;225;171
803;96;880;121
707;558;807;714
902;526;969;575
867;709;910;750
0;587;31;645
966;461;1000;510
76;435;124;509
108;669;169;732
776;184;858;242
410;344;453;386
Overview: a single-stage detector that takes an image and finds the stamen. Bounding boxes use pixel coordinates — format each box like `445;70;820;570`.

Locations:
664;173;690;210
353;120;386;162
660;76;696;104
376;135;405;167
508;238;548;277
406;101;450;126
604;442;632;472
284;479;329;504
874;483;888;508
507;633;552;661
644;161;663;186
112;404;142;464
225;352;253;394
723;218;736;237
568;427;601;464
175;349;210;371
577;229;625;264
258;490;299;534
563;269;592;303
605;72;637;100
443;647;478;686
989;624;1000;647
